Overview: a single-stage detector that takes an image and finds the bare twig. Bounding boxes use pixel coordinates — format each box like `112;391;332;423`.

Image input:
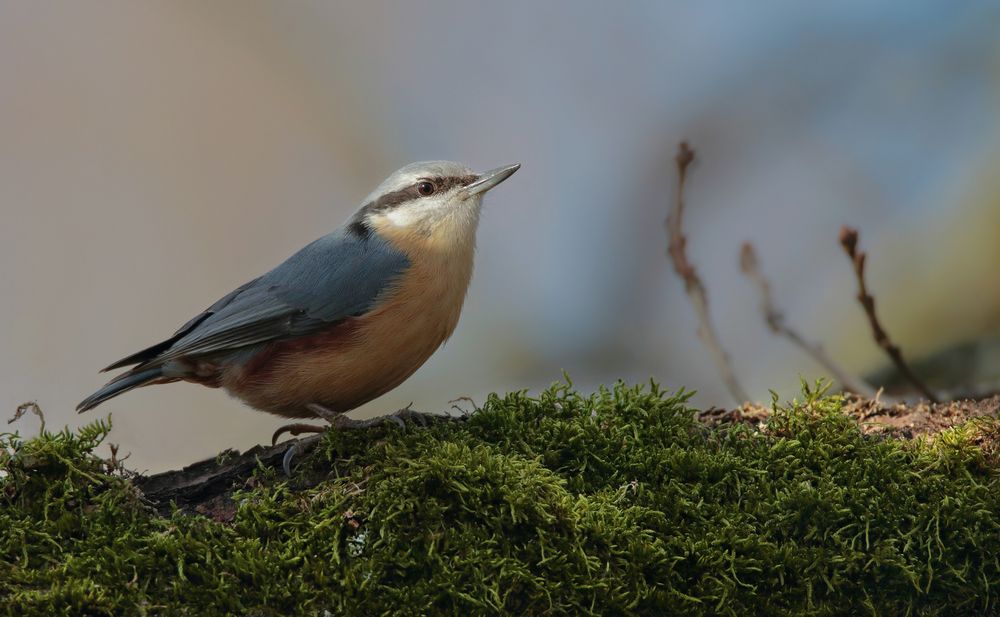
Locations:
839;226;939;403
448;396;478;416
740;243;875;396
8;401;45;432
666;142;749;403
104;443;132;476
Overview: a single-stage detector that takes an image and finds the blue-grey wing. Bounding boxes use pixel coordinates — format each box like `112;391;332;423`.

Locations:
101;278;263;371
173;277;263;336
144;228;409;365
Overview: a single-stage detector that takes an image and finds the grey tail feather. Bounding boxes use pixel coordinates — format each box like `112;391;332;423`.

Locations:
77;367;164;413
101;338;177;372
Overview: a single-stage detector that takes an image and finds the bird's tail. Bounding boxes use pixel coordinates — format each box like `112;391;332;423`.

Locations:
77;366;164;413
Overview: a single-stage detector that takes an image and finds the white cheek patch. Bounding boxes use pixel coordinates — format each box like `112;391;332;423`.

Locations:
383;205;423;228
381;195;455;229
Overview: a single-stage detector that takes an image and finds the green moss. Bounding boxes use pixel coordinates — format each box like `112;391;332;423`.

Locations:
2;381;999;615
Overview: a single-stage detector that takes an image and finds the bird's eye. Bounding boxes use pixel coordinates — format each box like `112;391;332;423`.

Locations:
416;181;436;196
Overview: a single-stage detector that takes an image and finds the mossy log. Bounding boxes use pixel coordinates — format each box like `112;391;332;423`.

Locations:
2;381;1000;616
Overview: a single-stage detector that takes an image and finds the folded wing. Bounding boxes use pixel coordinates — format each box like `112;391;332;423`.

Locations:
106;227;410;371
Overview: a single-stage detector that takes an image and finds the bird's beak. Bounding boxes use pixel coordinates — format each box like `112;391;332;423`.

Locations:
463;163;521;197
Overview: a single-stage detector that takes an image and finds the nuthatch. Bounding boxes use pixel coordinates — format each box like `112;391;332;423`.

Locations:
78;161;520;438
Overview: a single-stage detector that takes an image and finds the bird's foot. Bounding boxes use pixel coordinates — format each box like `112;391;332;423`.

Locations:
271;405;345;476
275;404;438;476
326;404;437;431
271;422;327;447
270;403;350;446
306;403;344;423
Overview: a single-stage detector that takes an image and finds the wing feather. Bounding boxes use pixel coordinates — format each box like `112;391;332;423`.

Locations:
101;277;263;371
123;227;409;369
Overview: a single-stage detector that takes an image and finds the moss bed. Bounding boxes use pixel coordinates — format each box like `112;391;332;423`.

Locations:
3;381;1000;616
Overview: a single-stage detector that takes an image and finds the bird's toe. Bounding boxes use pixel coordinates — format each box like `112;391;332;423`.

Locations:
282;442;298;477
271;422;326;446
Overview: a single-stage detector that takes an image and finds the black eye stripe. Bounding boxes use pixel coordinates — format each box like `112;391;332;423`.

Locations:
355;174;479;216
347;173;480;237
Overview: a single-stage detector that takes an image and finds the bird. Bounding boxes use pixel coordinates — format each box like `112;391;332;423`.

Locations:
78;160;520;442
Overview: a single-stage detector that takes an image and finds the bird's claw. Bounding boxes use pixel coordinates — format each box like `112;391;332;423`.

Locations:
271;422;326;447
328;406;433;431
277;406;436;477
282;442;298;477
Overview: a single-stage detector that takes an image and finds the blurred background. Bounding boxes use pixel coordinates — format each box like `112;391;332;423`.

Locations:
3;2;1000;471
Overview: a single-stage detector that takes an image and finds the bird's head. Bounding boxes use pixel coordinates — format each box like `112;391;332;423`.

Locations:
350;161;519;250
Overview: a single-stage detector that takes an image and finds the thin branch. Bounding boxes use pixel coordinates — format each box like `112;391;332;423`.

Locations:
8;401;45;432
739;242;875;397
666;142;750;404
839;226;939;403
